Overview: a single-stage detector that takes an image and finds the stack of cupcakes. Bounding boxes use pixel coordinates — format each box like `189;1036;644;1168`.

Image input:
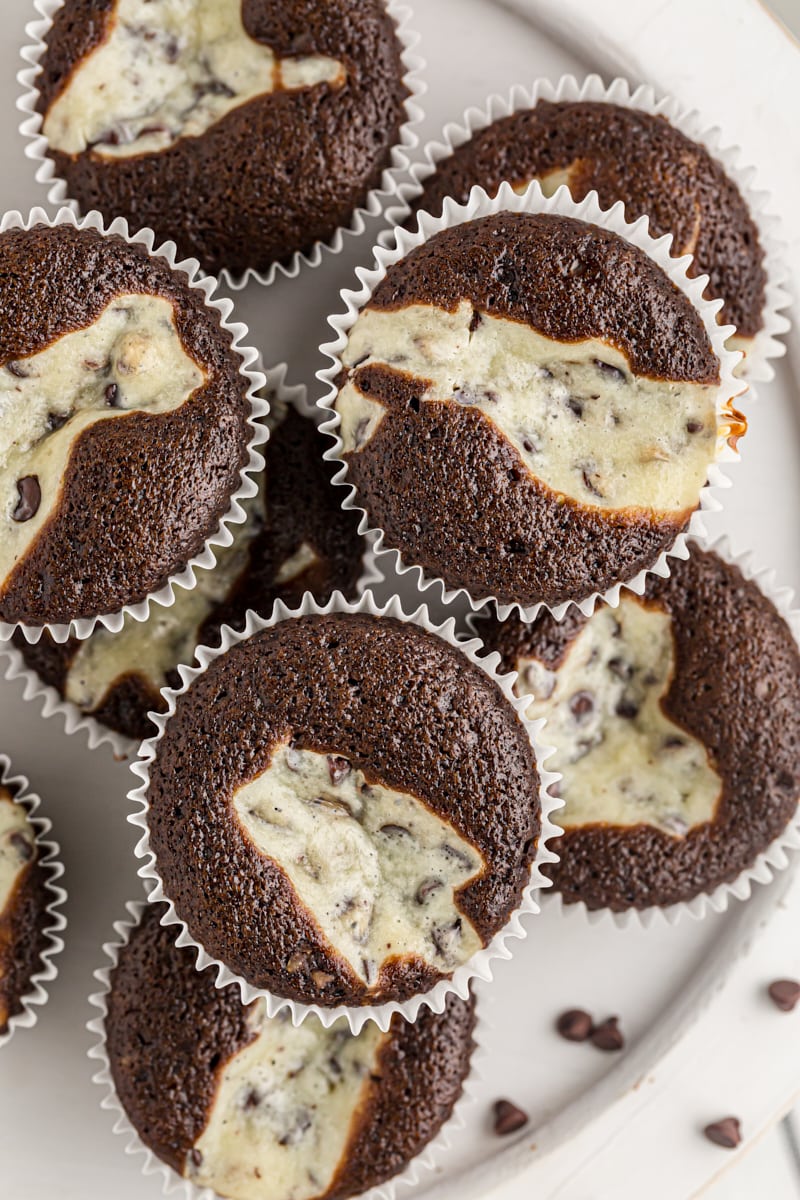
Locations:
0;2;795;1198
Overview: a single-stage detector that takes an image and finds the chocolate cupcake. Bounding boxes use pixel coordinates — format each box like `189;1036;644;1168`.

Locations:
478;547;800;912
405;96;766;344
33;0;416;279
327;205;741;612
135;605;544;1011
0;779;60;1036
0;218;259;636
98;906;476;1200
11;396;365;744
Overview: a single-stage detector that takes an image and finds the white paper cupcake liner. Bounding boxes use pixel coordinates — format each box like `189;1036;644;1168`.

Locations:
382;72;790;384
0;205;268;647
127;588;562;1033
318;179;746;627
0;753;67;1049
17;0;427;293
86;899;488;1200
0;362;383;762
473;534;800;930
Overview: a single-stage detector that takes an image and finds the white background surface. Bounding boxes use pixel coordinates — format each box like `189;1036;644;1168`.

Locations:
0;2;798;1199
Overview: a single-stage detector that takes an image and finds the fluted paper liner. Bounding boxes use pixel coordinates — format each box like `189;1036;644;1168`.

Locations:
17;0;427;292
318;179;746;625
86;899;488;1200
0;753;67;1049
0;205;268;646
128;588;562;1032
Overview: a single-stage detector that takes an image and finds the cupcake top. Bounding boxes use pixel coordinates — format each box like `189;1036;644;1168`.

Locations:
0;784;49;1034
13;401;365;742
333;211;734;610
105;907;476;1200
407;100;766;341
479;548;800;910
36;0;411;277
0;223;253;630
145;611;541;1007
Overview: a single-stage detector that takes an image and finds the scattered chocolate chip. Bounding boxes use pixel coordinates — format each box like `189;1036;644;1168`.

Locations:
469;309;482;333
6;360;29;378
8;832;34;862
522;437;538;454
594;359;626;381
46;410;69;432
440;843;474;869
379;823;411;838
566;396;584;418
104;382;120;407
615;698;639;720
188;1148;203;1168
493;1099;529;1136
12;475;41;522
767;979;800;1012
590;1017;624;1052
165;36;179;62
686;419;703;434
243;1089;261;1109
663;735;686;749
608;657;633;681
569;690;594;721
327;1056;343;1077
416;877;443;904
311;795;352;816
279;1110;313;1146
556;1009;593;1042
581;469;604;498
140;124;168;137
703;1117;741;1149
327;755;351;785
312;970;335;989
195;78;235;99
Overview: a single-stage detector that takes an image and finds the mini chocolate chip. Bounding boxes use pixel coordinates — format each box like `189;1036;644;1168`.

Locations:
686;419;703;434
279;1110;313;1146
188;1148;203;1168
104;382;120;407
663;735;686;749
469;309;482;333
703;1117;741;1149
493;1099;529;1136
328;1056;343;1077
7;361;29;378
615;698;639;719
165;36;179;62
432;919;462;958
767;979;800;1012
8;832;34;862
590;1017;624;1051
140;124;168;137
327;755;351;785
569;690;594;721
522;437;538;454
243;1089;261;1109
12;475;41;522
608;656;633;681
555;1009;593;1042
416;877;443;904
440;843;473;869
379;823;411;838
566;396;583;418
581;469;603;498
594;359;626;381
196;78;235;99
46;410;69;431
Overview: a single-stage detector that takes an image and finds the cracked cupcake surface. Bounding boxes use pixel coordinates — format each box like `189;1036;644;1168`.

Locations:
13;403;364;741
406;100;766;342
333;212;737;610
105;907;477;1200
35;0;411;276
0;785;50;1034
144;612;541;1006
0;223;252;629
478;548;800;910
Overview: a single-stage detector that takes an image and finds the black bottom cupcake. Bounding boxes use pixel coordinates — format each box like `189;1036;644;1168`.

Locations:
102;906;476;1200
479;548;800;911
0;782;52;1034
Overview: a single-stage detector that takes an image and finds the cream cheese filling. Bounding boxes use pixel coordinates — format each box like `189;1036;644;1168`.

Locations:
516;597;722;835
188;1005;384;1200
0;293;204;592
336;300;718;515
233;745;484;985
0;787;36;926
44;0;346;159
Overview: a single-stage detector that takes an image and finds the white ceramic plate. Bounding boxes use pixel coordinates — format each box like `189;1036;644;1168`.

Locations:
0;2;797;1199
